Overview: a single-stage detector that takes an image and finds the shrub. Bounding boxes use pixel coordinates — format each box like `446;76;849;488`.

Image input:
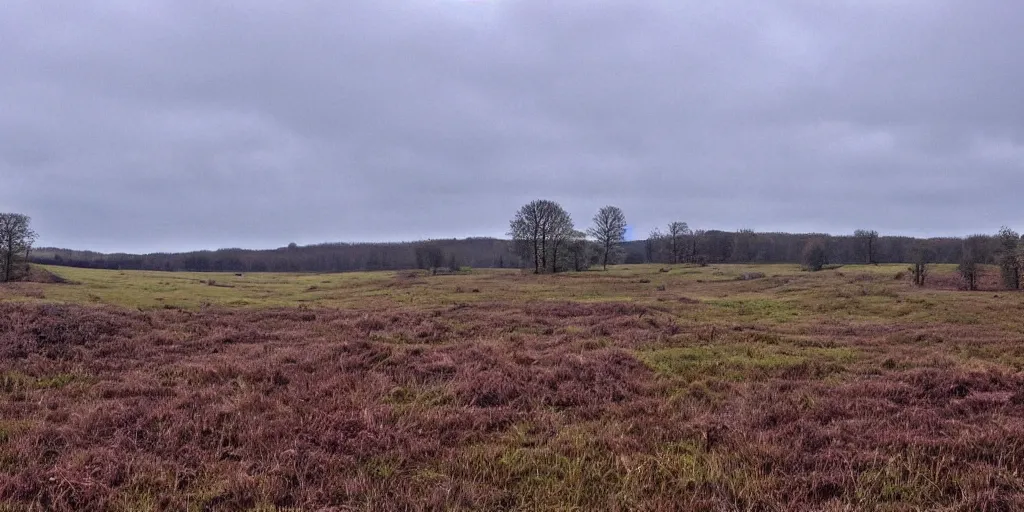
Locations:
958;259;980;291
802;240;828;272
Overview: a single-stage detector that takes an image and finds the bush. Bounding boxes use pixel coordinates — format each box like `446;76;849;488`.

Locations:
958;259;980;291
802;240;827;272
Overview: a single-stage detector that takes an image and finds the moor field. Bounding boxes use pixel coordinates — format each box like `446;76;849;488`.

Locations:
1;263;1024;511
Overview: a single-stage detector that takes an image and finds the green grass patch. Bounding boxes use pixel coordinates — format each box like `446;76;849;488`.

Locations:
638;342;859;381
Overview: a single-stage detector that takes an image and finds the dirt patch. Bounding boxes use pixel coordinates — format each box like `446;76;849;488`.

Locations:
15;266;74;285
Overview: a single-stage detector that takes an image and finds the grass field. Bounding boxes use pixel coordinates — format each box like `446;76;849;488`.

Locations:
2;263;1024;510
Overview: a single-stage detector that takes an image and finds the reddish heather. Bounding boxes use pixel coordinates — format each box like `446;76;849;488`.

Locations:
1;301;1023;511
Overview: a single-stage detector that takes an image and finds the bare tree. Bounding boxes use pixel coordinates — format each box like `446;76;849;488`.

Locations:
509;200;548;274
0;213;37;282
908;242;933;286
548;209;576;273
997;227;1021;290
666;222;690;264
854;229;879;264
508;200;574;274
566;230;592;272
689;228;704;264
645;228;663;263
958;235;987;291
587;206;627;270
414;243;447;272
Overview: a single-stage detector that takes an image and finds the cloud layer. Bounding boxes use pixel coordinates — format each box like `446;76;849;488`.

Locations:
3;0;1023;252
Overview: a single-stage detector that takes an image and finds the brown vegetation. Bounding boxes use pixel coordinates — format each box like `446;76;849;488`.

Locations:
2;263;1024;511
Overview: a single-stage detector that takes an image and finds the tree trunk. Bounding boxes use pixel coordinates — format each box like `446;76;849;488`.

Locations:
533;239;540;274
540;234;547;273
3;243;12;282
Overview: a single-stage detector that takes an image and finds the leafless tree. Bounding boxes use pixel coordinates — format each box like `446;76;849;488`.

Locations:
508;200;574;273
548;209;576;273
854;229;879;264
666;221;690;264
566;230;592;272
0;213;37;282
689;229;704;263
414;243;446;272
959;235;988;291
587;206;627;270
645;228;663;263
908;242;933;286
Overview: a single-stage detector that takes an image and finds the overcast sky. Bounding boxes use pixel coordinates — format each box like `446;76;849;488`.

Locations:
3;1;1023;253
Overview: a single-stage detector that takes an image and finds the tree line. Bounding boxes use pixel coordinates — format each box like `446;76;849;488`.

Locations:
7;202;1024;291
31;238;525;274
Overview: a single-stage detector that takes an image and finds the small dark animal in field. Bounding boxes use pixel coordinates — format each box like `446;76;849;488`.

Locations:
638;279;652;284
659;268;671;273
235;273;243;277
656;285;667;291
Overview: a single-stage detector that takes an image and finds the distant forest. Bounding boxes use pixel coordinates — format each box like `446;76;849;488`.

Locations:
31;231;990;273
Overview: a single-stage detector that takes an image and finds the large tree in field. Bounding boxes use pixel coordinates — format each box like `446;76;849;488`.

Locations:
854;229;879;264
0;213;37;282
547;208;576;273
509;200;574;274
587;206;627;270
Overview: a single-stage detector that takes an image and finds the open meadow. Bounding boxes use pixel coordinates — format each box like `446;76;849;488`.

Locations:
2;263;1024;510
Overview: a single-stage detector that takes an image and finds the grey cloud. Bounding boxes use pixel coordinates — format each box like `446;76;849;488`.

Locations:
2;0;1023;252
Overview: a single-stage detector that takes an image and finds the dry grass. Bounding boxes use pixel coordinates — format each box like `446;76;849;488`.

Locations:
1;264;1023;510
